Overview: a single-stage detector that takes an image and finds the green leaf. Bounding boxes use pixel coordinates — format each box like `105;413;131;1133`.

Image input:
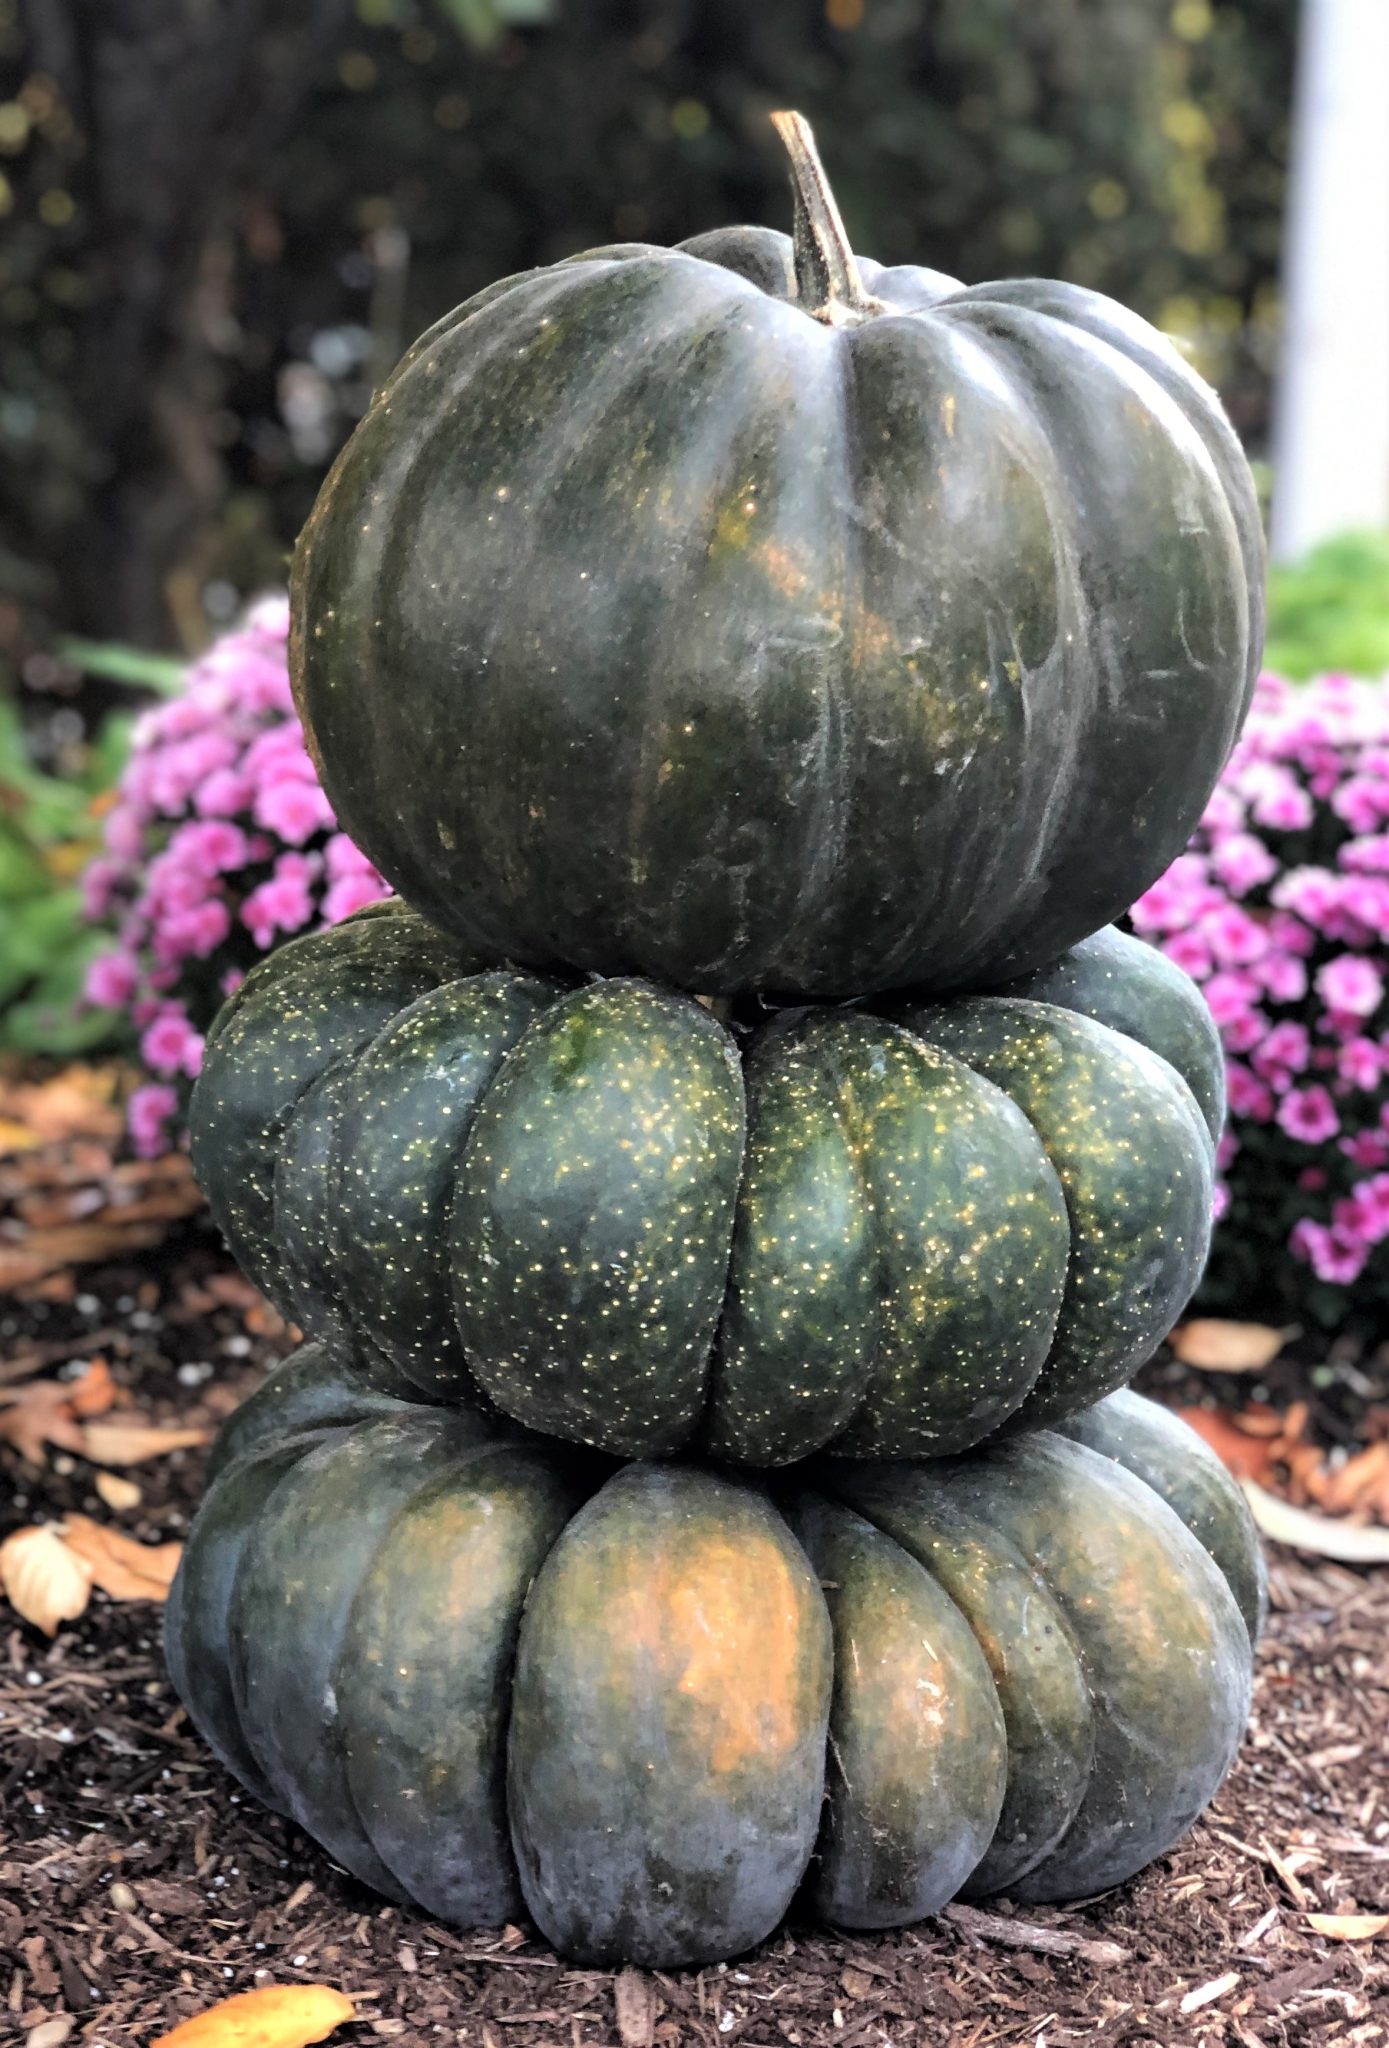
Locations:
2;987;123;1056
85;709;136;790
0;924;125;1056
432;0;552;46
0;821;52;901
55;636;189;694
0;888;88;1005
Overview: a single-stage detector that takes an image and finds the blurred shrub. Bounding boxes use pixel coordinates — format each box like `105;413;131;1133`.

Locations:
81;596;388;1155
0;697;132;1056
1264;532;1389;684
1132;672;1389;1332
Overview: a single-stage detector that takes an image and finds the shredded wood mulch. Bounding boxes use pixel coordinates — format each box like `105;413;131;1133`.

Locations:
1;1113;1387;2045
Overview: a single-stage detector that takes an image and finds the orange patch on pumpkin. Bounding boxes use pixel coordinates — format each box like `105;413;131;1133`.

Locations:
669;1535;808;1774
754;539;812;601
605;1528;811;1777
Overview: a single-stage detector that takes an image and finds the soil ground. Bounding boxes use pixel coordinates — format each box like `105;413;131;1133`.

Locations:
3;1214;1388;2048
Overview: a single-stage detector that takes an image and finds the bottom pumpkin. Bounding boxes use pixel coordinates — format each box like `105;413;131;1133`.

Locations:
167;1347;1263;1968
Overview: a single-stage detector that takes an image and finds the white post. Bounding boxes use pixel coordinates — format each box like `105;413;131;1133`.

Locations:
1269;0;1389;562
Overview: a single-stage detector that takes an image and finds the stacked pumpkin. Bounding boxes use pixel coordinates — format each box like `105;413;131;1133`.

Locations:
171;115;1267;1968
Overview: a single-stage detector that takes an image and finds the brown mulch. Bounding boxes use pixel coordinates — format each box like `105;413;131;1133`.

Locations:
0;1094;1387;2045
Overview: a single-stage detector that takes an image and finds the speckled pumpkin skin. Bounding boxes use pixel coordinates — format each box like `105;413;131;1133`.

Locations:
167;1351;1261;1968
289;209;1263;1003
189;909;1215;1462
993;923;1227;1143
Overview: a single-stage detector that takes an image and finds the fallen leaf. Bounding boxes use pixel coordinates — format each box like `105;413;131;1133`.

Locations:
1280;1437;1330;1504
0;1378;89;1465
1312;1442;1389;1517
0;1115;41;1153
1242;1482;1389;1564
202;1272;266;1311
80;1419;211;1466
1176;1407;1277;1483
66;1357;117;1418
0;1064;124;1144
245;1294;291;1339
16;1268;78;1304
60;1515;182;1600
0;1359;117;1464
1306;1913;1389;1941
1219;1406;1289;1438
0;1219;166;1289
150;1982;356;2048
0;1328;120;1384
1170;1319;1293;1372
0;1526;92;1635
94;1471;143;1512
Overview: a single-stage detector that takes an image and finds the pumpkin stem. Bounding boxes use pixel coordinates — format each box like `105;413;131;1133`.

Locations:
771;110;883;327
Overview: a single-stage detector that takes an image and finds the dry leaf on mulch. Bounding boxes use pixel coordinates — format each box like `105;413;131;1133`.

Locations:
80;1418;211;1465
0;1063;125;1148
1177;1404;1281;1482
94;1470;143;1511
168;1268;293;1340
0;1525;92;1635
0;1358;209;1468
0;1157;205;1290
0;1376;91;1464
149;1982;356;2048
1243;1482;1389;1564
60;1512;182;1598
0;1357;115;1463
1179;1396;1389;1544
1170;1317;1294;1372
0;1513;181;1631
1;1059;206;1293
1305;1913;1389;1941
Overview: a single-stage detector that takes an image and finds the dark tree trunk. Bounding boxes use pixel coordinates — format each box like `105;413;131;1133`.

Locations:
18;0;354;646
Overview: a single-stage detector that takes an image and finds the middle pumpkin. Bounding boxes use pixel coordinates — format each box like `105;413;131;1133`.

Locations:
191;906;1216;1463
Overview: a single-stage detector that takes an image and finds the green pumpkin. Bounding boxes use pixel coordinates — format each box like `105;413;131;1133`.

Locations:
189;910;1215;1461
289;114;1263;1002
167;1350;1258;1968
994;922;1227;1142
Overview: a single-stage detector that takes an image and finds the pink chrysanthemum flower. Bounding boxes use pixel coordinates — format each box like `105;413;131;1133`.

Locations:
1133;669;1389;1325
80;597;390;1155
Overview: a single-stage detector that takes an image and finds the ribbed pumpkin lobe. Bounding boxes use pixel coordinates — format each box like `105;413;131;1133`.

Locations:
770;110;885;328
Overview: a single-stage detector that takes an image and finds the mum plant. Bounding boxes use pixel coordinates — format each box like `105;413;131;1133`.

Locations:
1132;669;1389;1329
82;596;387;1156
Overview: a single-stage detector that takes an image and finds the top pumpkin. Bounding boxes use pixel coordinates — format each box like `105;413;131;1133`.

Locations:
291;114;1263;1001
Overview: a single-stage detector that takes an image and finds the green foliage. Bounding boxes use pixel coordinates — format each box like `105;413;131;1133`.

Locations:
55;639;187;694
432;0;555;44
0;699;130;1055
1264;532;1389;683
